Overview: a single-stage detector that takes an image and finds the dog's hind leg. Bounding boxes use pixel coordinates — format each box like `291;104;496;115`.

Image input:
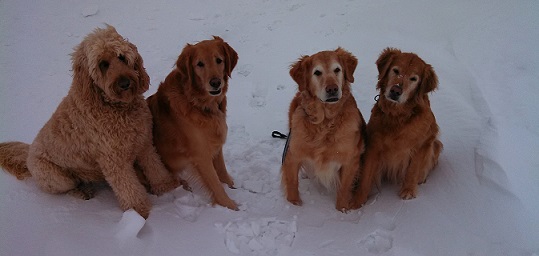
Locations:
26;153;78;195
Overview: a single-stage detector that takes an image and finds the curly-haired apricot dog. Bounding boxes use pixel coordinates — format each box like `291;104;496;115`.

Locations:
0;25;178;219
147;36;239;210
282;48;366;211
353;48;443;207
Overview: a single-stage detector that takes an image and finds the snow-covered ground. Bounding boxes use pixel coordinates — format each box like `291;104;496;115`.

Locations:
1;0;538;255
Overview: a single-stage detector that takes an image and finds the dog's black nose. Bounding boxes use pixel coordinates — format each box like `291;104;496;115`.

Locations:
325;84;339;96
210;78;222;89
389;84;402;100
118;77;131;90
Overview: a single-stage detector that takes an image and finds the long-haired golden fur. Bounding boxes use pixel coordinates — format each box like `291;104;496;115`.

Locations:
281;48;366;211
0;25;178;219
146;36;239;210
353;48;443;207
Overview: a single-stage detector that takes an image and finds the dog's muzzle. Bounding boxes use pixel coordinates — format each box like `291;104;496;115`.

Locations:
388;84;402;101
325;84;340;103
209;78;222;96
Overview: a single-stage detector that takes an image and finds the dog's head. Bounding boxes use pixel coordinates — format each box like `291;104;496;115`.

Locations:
175;36;238;98
71;25;149;104
376;48;438;104
290;48;358;104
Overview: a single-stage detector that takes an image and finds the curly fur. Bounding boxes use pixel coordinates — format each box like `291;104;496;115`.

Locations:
0;25;178;218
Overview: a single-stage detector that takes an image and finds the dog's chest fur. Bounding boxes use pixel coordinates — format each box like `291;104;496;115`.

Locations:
290;98;360;190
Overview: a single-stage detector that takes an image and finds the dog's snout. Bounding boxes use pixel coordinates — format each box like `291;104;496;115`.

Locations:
389;84;402;101
325;84;339;95
209;78;222;89
118;76;131;90
390;84;402;96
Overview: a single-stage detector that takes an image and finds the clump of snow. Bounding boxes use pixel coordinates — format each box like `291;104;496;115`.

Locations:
114;209;146;240
81;5;99;17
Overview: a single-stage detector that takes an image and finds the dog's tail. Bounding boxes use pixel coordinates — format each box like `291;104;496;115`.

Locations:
0;142;31;180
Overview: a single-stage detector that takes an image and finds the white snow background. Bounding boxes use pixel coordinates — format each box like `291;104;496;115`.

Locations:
1;0;538;255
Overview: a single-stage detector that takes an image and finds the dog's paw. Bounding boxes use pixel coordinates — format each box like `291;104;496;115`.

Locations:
216;198;239;211
399;187;417;200
68;183;96;200
287;196;303;206
151;178;181;196
132;198;152;219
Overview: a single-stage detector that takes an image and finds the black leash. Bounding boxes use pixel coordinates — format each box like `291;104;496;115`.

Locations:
272;130;291;165
271;130;288;139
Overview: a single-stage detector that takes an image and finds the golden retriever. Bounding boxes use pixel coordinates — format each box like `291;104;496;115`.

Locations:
0;25;178;219
281;48;366;211
146;36;239;210
353;48;443;207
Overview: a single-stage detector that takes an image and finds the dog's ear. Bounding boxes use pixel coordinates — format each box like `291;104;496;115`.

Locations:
70;46;94;98
129;42;150;93
290;55;310;91
335;47;358;83
376;48;400;81
176;44;194;82
135;56;150;93
214;36;238;78
421;63;438;94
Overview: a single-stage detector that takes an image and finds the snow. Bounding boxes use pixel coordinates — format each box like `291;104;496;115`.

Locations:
1;0;538;255
115;209;146;240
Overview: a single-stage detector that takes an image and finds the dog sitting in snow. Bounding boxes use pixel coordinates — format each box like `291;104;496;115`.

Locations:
281;48;366;211
353;48;443;207
0;25;178;219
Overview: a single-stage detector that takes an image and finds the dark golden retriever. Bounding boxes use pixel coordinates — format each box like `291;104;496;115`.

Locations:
0;25;178;218
353;48;443;207
147;36;239;210
282;48;366;211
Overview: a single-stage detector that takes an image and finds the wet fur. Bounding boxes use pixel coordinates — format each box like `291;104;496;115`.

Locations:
282;48;366;211
147;36;239;210
353;48;443;207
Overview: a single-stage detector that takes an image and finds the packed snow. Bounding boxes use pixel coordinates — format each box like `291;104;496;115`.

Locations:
1;0;538;255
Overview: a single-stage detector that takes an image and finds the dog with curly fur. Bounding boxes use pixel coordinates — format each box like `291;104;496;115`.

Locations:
0;25;178;218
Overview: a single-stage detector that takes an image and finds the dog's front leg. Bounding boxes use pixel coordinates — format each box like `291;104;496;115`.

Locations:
136;145;180;195
336;157;360;212
399;146;430;200
100;160;151;219
281;154;302;206
351;150;377;209
194;156;238;210
213;148;235;188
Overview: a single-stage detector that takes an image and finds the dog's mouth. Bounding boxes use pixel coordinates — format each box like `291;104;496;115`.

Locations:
325;97;340;103
209;88;222;96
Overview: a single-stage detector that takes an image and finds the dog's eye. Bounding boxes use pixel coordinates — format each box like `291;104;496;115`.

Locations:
118;54;126;63
410;76;418;82
314;70;322;76
99;60;109;72
392;68;399;75
216;58;223;64
334;67;341;73
197;61;205;67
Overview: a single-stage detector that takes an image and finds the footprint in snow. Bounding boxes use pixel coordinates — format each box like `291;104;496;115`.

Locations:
216;217;297;255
